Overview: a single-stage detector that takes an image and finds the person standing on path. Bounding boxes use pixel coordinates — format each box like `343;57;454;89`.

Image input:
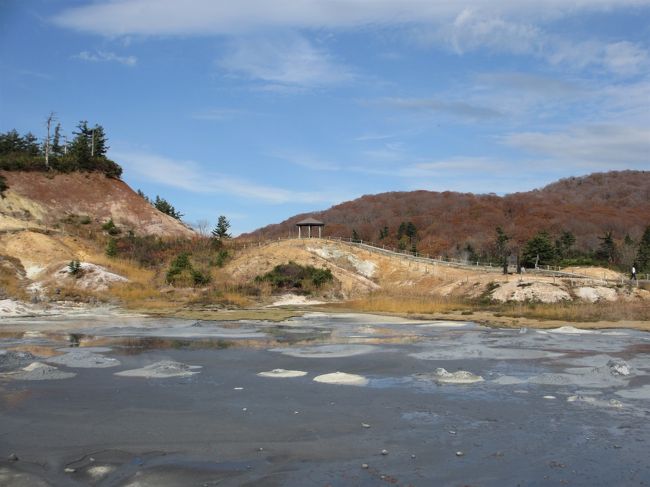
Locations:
631;265;637;281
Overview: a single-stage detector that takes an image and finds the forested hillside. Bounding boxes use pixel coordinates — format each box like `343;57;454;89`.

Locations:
244;171;650;270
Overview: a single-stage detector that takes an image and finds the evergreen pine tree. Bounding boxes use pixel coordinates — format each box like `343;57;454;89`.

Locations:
495;226;510;274
595;230;617;264
211;215;231;240
522;231;555;267
70;121;92;168
637;226;650;272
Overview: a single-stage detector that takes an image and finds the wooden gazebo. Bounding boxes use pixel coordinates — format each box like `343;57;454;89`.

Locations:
296;218;324;238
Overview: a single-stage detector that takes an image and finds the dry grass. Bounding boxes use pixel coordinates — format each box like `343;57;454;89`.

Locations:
329;289;650;325
331;292;466;315
89;254;156;284
0;264;27;300
498;300;650;322
48;284;107;303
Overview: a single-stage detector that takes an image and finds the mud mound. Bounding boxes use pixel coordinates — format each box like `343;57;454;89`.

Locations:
115;360;202;378
491;280;571;303
7;362;76;381
313;372;368;386
416;368;484;384
0;350;36;371
54;262;128;291
257;368;308;378
47;350;120;368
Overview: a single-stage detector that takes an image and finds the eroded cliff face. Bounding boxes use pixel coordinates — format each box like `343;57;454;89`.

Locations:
0;171;194;238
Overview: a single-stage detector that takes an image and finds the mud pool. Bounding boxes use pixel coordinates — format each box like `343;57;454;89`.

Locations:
1;312;649;486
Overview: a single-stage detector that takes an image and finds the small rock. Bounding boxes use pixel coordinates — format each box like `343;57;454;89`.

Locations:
380;475;386;480
233;387;243;390
294;411;299;414
410;454;416;459
361;463;369;469
456;451;464;457
242;407;248;412
8;453;18;461
257;447;264;452
361;423;371;428
381;449;388;455
64;467;76;473
613;445;622;449
448;430;457;435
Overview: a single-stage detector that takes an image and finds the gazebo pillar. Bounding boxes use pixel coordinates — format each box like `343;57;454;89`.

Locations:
296;218;325;239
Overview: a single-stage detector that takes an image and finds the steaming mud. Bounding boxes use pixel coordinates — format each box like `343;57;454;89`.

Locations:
115;361;202;378
257;369;308;378
429;368;484;384
1;312;649;486
313;372;368;386
47;349;120;368
270;344;378;358
6;362;76;381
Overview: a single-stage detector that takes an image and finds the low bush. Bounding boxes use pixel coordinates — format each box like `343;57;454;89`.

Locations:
255;261;333;291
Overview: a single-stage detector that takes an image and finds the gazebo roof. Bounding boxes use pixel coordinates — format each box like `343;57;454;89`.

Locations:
296;217;324;226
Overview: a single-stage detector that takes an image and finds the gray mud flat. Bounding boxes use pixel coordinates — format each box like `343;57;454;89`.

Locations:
1;313;649;486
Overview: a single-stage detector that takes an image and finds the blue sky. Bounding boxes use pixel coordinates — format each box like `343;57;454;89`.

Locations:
1;1;649;235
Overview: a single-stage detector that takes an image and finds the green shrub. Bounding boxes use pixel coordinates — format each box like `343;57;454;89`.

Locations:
102;218;121;235
105;238;118;257
68;260;82;277
166;252;210;286
255;261;333;291
0;175;7;197
191;269;211;286
212;249;229;267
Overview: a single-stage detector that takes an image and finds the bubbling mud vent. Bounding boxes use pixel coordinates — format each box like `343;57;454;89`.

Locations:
1;312;649;486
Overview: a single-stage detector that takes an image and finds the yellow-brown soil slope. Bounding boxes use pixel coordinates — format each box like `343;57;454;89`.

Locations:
0;171;194;238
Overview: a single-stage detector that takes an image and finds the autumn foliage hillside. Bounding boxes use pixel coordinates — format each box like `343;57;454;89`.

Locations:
244;171;650;262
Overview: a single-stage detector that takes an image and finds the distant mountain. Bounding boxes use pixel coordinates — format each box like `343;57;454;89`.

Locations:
243;170;650;258
0;171;195;238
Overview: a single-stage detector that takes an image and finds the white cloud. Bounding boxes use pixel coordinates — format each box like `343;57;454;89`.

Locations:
74;50;137;66
502;124;650;167
113;150;340;204
217;35;355;88
428;8;543;55
546;39;649;76
405;157;505;176
54;1;650;77
53;1;650;37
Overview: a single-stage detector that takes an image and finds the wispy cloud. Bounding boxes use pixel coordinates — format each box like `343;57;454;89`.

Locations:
370;96;503;121
502;124;650;167
217;34;355;89
74;50;137;66
414;8;649;77
54;1;650;78
114;150;341;204
53;1;650;37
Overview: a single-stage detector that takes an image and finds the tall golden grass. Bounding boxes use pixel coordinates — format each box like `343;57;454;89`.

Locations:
498;300;650;322
332;292;466;315
330;291;650;323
